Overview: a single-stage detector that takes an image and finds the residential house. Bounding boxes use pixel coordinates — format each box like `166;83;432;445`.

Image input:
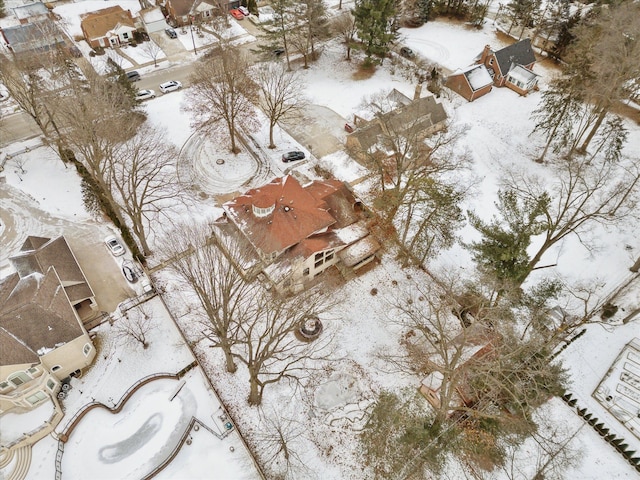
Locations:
215;175;380;293
11;2;51;25
0;20;66;55
138;7;169;34
445;64;493;102
0;236;97;419
476;38;540;95
165;0;217;27
346;91;448;163
419;326;498;414
80;6;137;49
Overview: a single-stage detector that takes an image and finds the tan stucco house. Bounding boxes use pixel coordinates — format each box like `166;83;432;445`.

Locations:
0;236;97;419
215;176;380;293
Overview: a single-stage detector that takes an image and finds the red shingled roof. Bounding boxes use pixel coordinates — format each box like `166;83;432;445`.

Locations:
224;176;337;255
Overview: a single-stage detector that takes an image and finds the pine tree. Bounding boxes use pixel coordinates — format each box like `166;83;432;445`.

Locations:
468;190;550;288
353;0;398;64
0;0;6;19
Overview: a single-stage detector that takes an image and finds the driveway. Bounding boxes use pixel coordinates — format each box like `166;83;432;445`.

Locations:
280;104;348;158
0;183;135;315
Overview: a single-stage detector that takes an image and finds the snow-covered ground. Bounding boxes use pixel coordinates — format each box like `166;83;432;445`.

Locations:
1;12;638;480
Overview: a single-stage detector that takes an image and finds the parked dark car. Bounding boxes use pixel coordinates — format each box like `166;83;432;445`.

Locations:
126;70;141;82
400;47;415;58
165;27;177;39
122;264;138;283
282;151;305;163
273;48;285;56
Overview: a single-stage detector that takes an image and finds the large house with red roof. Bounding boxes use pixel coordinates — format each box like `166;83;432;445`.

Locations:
216;175;381;293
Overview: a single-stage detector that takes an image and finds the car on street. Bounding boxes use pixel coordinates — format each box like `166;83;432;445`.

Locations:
126;70;141;82
238;6;250;15
165;27;178;39
104;235;125;256
282;151;306;163
159;80;182;93
122;262;138;283
135;89;156;101
230;9;244;19
399;47;415;59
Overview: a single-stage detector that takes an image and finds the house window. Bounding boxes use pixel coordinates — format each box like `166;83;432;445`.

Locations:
9;372;30;387
123;32;129;39
314;253;323;261
83;343;92;356
315;259;323;268
51;365;62;373
26;391;48;406
0;381;11;392
28;367;39;375
489;58;494;65
47;379;56;390
326;253;334;261
303;268;309;276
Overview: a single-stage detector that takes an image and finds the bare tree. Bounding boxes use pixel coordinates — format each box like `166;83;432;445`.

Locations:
333;11;358;61
253;63;307;149
50;70;143;258
140;40;163;68
115;303;155;349
253;408;312;479
351;92;469;262
234;288;335;406
164;221;256;374
108;123;183;256
185;45;258;153
503;154;640;287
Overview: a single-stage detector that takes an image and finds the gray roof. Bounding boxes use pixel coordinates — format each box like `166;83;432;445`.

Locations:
0;269;84;366
10;236;94;306
349;96;447;152
12;2;49;21
1;20;66;54
494;38;536;76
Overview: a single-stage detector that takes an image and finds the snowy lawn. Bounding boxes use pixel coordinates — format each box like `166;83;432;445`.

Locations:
1;15;638;480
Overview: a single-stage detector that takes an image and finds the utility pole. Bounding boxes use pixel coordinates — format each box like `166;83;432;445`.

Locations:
190;15;197;55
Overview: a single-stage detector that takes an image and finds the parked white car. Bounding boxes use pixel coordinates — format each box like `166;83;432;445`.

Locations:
104;235;125;256
159;80;182;94
135;89;156;101
238;6;250;16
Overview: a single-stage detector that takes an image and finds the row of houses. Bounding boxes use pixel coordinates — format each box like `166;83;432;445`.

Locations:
0;0;242;54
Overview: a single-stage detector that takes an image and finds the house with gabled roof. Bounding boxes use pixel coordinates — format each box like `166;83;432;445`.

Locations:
445;63;493;102
80;5;137;49
0;19;67;55
165;0;217;27
346;91;448;163
476;38;540;95
215;175;380;293
0;236;96;427
11;2;51;25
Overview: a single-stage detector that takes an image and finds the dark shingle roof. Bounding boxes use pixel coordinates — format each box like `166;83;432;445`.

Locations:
494;38;536;76
10;236;94;305
0;269;84;366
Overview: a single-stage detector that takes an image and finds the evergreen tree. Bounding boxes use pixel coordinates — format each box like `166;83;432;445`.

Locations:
353;0;398;64
416;0;434;23
468;190;550;288
0;0;6;19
